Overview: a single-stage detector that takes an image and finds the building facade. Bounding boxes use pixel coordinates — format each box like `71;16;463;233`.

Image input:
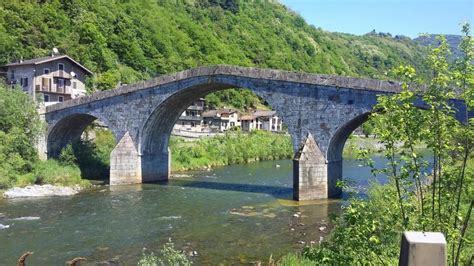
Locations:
172;104;284;134
202;109;240;132
1;55;92;105
173;98;206;132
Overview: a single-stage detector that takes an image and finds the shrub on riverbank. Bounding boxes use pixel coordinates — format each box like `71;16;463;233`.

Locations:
284;27;473;265
170;130;293;171
0;84;42;189
0;84;91;190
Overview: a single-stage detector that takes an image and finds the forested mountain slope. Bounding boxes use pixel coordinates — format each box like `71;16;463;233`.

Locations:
0;0;430;109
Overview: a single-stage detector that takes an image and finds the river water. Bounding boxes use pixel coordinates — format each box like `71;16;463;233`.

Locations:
0;157;388;265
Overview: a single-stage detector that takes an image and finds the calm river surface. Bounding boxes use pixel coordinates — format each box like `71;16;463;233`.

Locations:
0;157;388;265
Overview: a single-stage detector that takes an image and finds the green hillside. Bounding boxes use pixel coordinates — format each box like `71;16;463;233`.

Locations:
0;0;429;109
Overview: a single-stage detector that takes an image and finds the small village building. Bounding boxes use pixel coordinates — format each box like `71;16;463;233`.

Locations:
238;110;283;132
253;110;283;131
173;98;206;132
202;109;241;132
0;55;92;106
239;114;257;131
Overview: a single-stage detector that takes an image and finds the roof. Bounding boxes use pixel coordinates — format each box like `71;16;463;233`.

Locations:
253;110;277;118
202;109;239;118
239;114;255;121
2;55;93;75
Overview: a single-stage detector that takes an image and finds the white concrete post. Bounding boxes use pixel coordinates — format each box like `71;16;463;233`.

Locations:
399;231;447;266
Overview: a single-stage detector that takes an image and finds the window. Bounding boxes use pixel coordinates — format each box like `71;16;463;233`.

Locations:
58;96;64;102
57;78;64;88
44;95;49;102
20;77;28;87
72;81;77;89
10;69;15;79
44;68;50;74
58;63;64;71
191;122;195;127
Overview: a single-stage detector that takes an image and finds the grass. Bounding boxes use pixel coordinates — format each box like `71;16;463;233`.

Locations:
170;130;293;171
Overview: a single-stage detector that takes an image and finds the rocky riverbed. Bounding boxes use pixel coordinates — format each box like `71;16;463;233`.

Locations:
2;184;81;199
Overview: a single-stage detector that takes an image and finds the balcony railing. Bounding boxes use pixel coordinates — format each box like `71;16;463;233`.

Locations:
36;84;71;94
53;70;73;79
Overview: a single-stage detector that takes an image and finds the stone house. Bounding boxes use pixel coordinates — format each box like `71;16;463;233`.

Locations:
202;109;241;132
173;98;206;132
0;55;92;105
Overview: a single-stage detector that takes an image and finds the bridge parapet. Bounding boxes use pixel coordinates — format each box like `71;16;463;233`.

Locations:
45;65;403;113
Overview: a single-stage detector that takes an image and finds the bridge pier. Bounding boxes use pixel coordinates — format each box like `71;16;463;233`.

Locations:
293;134;341;200
110;132;141;185
140;149;170;183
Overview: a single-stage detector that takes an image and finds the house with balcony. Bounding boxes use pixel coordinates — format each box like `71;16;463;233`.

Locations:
0;55;92;105
173;98;206;132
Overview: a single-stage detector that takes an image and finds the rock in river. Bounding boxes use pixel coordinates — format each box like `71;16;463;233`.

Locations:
3;184;81;198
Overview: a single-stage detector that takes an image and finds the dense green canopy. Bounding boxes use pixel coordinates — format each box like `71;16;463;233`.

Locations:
0;0;429;108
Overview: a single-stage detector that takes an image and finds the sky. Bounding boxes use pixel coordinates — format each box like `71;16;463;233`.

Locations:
280;0;474;38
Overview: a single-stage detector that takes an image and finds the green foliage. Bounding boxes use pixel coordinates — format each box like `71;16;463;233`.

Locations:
276;253;316;266
59;127;116;180
170;131;293;171
361;121;375;138
297;27;473;265
59;144;77;166
138;239;192;266
0;0;429;107
204;89;260;110
0;84;42;188
32;160;90;188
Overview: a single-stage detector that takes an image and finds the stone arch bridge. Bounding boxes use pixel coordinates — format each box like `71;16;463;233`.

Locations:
40;65;469;201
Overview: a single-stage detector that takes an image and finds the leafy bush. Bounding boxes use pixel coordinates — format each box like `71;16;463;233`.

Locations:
295;26;473;265
138;239;192;266
0;84;42;188
33;160;91;188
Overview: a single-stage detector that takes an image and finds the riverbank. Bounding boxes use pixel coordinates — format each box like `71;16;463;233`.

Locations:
170;130;293;171
0;160;91;198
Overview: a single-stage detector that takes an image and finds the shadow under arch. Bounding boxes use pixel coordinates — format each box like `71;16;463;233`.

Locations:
47;113;118;181
325;112;371;197
327;112;371;163
139;81;294;183
47;113;100;158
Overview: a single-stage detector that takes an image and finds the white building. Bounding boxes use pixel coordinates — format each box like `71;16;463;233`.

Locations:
239;110;283;132
202;109;241;132
1;55;92;106
173;98;206;132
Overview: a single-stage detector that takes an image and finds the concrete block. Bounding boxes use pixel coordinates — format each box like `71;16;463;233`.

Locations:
399;231;447;266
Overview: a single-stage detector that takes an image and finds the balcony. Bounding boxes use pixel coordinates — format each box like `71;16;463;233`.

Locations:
36;84;71;95
53;70;73;79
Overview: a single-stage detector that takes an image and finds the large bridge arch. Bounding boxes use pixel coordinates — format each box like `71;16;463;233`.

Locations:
139;78;299;182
